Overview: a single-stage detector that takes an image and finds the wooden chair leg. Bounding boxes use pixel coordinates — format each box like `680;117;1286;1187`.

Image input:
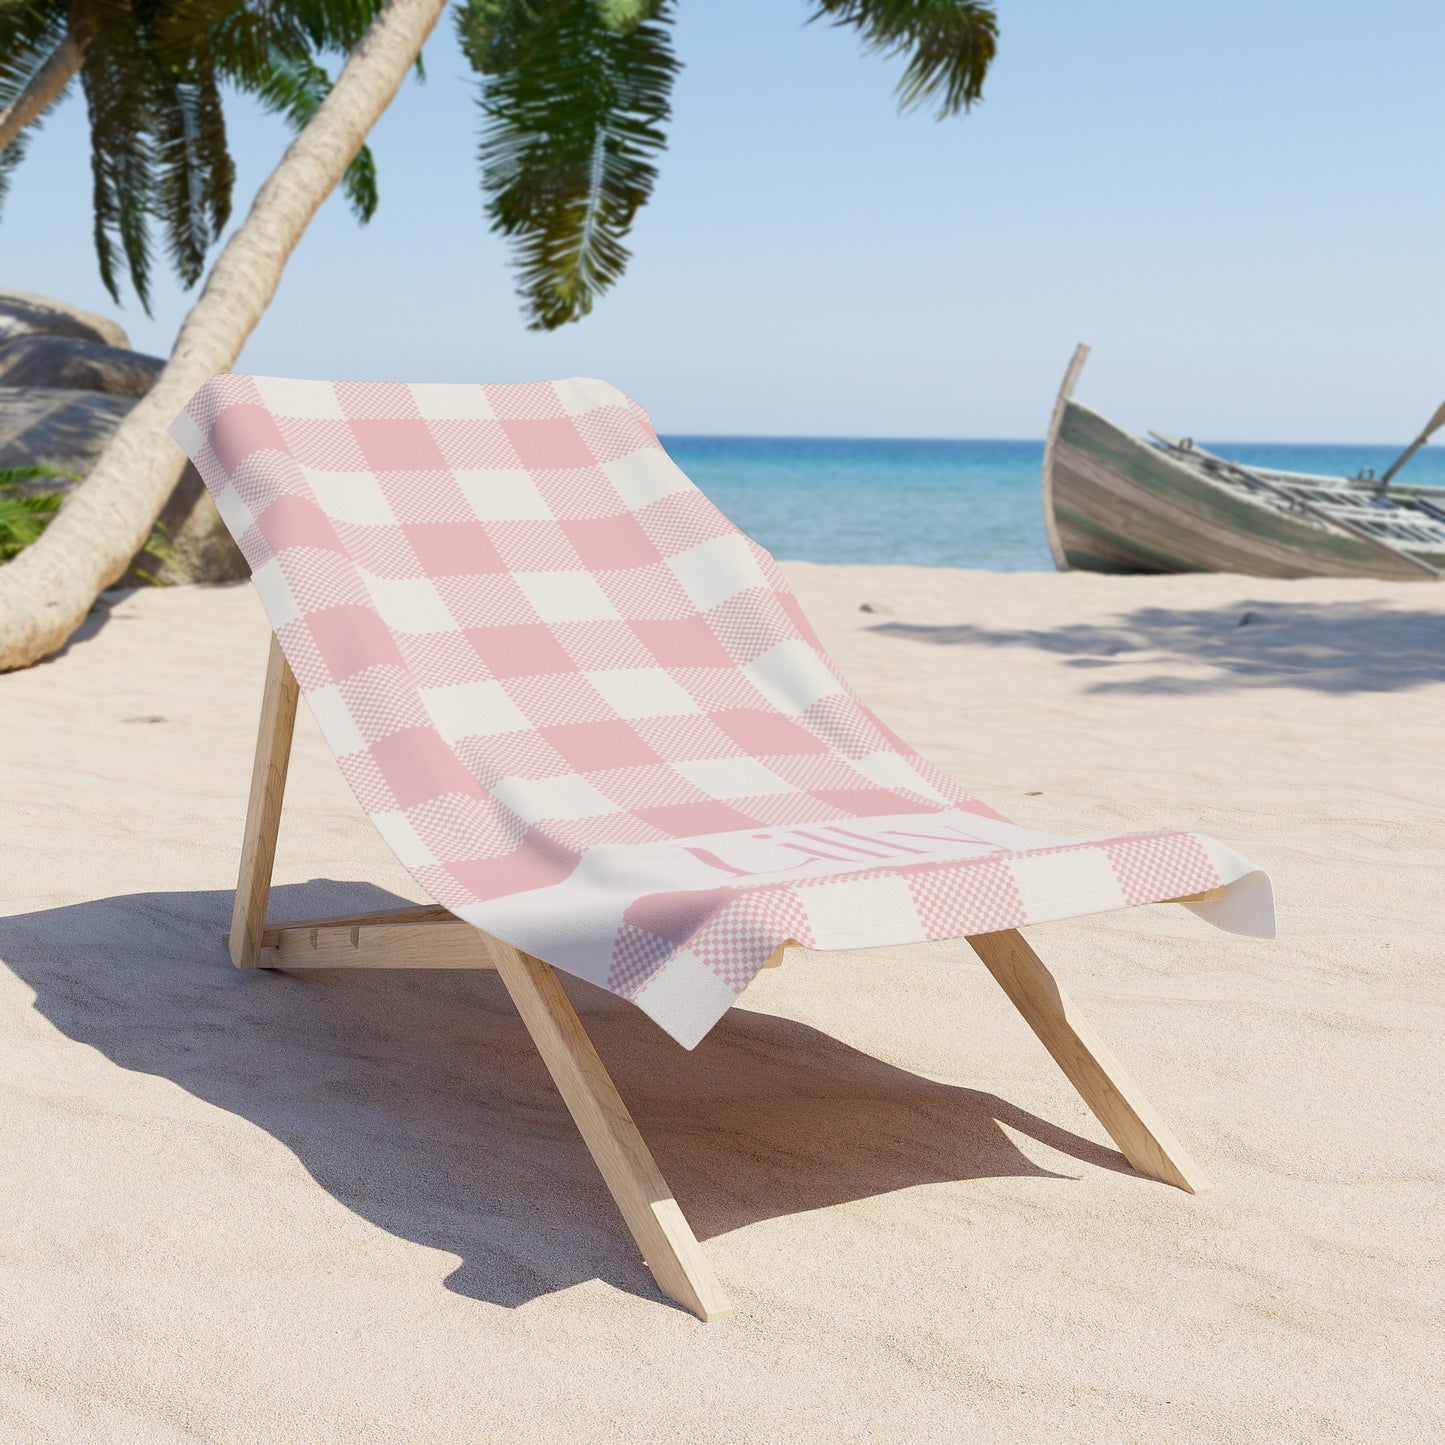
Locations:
968;929;1211;1194
484;937;732;1321
229;635;299;969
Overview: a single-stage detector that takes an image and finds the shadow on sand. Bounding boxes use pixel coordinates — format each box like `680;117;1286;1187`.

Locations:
872;599;1445;695
0;880;1129;1313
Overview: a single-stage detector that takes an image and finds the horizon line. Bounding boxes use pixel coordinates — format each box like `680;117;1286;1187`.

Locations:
655;432;1425;450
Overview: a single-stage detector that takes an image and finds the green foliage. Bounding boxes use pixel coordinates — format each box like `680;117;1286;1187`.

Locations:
0;0;391;310
0;464;179;581
810;0;998;118
0;2;70;215
0;464;79;562
4;0;998;329
460;0;997;330
458;0;678;331
0;482;64;561
163;0;387;223
0;463;83;488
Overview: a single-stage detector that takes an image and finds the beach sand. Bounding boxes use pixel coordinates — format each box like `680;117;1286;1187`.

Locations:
2;567;1441;1442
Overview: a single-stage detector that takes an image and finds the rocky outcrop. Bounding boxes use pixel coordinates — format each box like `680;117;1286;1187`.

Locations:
0;334;164;397
0;289;247;586
0;287;130;350
0;387;136;478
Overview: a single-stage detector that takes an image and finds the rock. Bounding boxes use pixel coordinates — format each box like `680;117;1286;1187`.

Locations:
0;287;130;350
0;334;164;397
0;387;249;585
858;601;895;615
0;386;134;479
0;290;248;585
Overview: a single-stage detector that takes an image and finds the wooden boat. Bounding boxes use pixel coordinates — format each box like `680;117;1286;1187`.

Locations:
1042;345;1445;580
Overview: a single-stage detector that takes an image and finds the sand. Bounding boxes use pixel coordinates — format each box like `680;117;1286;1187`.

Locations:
2;567;1442;1443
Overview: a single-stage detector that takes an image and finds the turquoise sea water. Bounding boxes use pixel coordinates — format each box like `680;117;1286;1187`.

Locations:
661;435;1445;571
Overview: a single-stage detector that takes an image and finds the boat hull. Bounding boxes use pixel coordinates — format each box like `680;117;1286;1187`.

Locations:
1047;401;1442;581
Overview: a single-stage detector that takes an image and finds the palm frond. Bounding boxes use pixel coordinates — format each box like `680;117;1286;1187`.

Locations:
811;0;998;118
458;0;680;330
0;463;84;486
76;0;159;309
0;113;32;218
162;0;384;226
0;483;63;562
0;3;69;102
152;69;236;287
0;5;73;222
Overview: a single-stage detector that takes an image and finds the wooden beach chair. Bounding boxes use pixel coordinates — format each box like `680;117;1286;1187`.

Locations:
172;374;1274;1321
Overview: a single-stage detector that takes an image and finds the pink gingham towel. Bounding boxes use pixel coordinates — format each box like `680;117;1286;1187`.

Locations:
171;375;1274;1047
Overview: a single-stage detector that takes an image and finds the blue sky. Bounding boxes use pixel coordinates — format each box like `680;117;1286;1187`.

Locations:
6;1;1443;440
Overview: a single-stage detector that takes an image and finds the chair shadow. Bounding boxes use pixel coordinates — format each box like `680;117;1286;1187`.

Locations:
0;881;1131;1314
872;599;1445;695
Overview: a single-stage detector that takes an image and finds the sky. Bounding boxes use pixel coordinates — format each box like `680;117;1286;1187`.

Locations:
6;0;1444;441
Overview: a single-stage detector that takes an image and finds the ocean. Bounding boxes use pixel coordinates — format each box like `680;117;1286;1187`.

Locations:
660;435;1445;571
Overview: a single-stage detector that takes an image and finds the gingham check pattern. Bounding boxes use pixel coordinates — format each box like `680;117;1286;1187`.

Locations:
172;374;1274;1048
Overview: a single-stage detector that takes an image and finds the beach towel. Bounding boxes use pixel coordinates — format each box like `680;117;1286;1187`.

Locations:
171;375;1274;1048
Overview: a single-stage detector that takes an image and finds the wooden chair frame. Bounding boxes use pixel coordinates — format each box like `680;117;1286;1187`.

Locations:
226;635;1218;1321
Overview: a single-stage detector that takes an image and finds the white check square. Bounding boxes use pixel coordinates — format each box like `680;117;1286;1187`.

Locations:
744;640;842;715
360;572;456;635
603;453;693;509
409;384;498;420
168;410;206;458
420;679;531;742
250;557;301;629
454;469;552;520
554;377;622;416
252;375;345;419
850;751;952;802
1008;850;1125;915
668;533;765;613
370;809;437;868
800;875;917;946
515;570;619;622
212;482;255;539
585;668;700;720
673;755;791;800
492;772;622;824
305;469;399;526
302;682;367;755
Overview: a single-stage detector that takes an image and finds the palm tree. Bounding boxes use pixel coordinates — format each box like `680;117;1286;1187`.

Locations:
0;0;997;670
0;0;387;309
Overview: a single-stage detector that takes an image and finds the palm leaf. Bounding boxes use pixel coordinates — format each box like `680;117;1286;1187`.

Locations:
0;484;63;563
0;4;72;222
76;0;159;309
152;68;236;288
0;464;84;485
459;0;679;330
157;0;384;226
811;0;998;118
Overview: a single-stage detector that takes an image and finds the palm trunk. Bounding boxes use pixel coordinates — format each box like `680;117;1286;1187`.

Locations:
0;0;448;671
0;32;83;153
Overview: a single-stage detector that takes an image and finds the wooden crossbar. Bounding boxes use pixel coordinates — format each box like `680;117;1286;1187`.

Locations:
230;907;791;976
224;633;1218;1319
